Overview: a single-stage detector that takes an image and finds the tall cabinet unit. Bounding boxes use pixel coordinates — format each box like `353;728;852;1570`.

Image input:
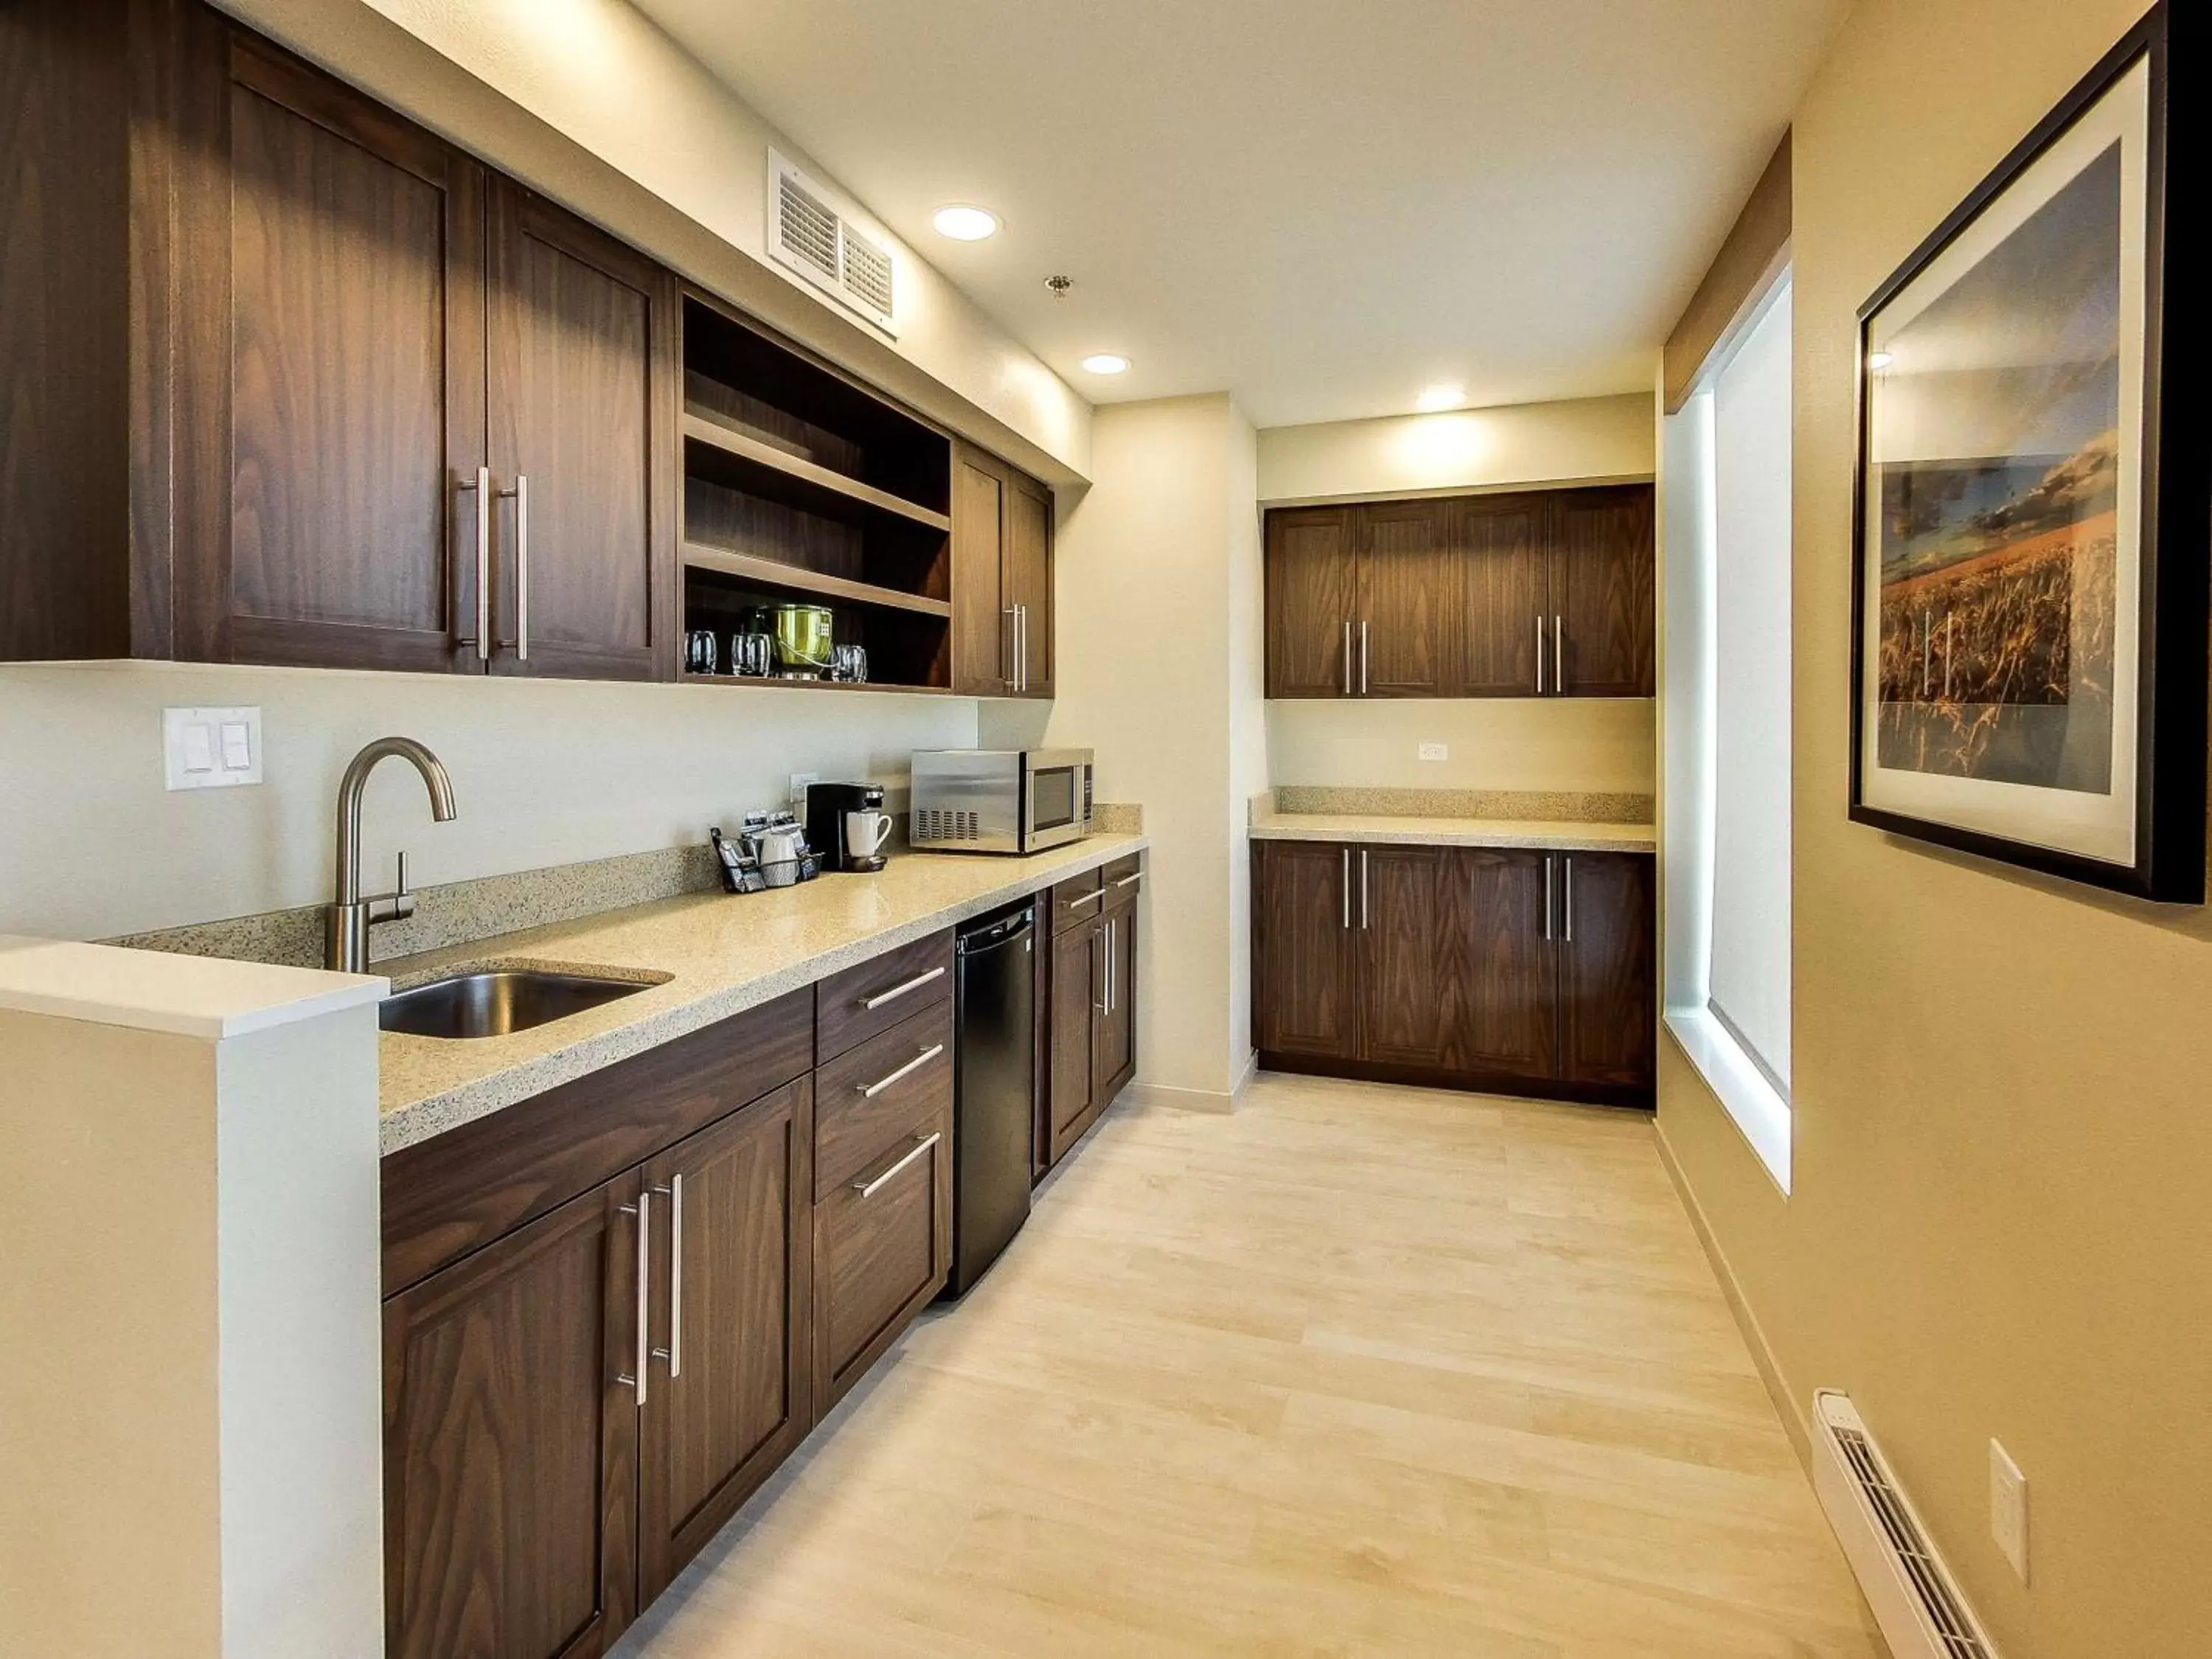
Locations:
1262;484;1655;700
1252;839;1654;1107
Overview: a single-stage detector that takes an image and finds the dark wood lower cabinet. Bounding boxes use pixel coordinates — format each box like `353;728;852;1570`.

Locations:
382;1174;640;1659
636;1078;811;1605
1252;839;1653;1107
1040;858;1143;1175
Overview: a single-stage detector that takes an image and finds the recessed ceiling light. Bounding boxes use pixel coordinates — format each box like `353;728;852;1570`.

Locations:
1416;383;1467;412
1867;350;1896;370
931;204;999;241
1080;353;1130;375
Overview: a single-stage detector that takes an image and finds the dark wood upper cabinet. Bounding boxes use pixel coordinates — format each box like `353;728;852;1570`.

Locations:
177;25;490;672
949;442;1054;698
1358;501;1456;698
1551;486;1656;697
487;181;676;682
1265;507;1358;698
1005;470;1055;698
1252;840;1359;1060
1262;485;1653;700
1458;494;1551;698
1556;851;1658;1090
382;1172;641;1659
636;1078;812;1604
1450;848;1558;1082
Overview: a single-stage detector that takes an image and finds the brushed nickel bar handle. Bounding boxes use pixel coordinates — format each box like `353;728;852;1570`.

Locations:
858;965;946;1010
1543;855;1554;942
1360;849;1369;930
618;1189;650;1405
1553;614;1564;695
1341;848;1351;930
1563;856;1575;945
496;476;530;661
459;467;490;659
853;1131;941;1200
1359;620;1369;695
1534;615;1544;695
653;1175;683;1380
1113;873;1142;889
856;1043;945;1099
1017;603;1029;692
1068;886;1105;908
1003;605;1017;686
1106;916;1116;1015
1343;621;1352;696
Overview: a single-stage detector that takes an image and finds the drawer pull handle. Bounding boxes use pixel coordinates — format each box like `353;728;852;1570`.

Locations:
856;1043;945;1099
1067;887;1105;908
1113;873;1141;888
859;965;946;1010
852;1130;941;1199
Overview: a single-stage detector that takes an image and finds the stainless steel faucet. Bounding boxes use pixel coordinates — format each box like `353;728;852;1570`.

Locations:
327;737;457;973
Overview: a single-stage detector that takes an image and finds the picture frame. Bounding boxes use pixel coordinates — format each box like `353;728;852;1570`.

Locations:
1848;1;2207;902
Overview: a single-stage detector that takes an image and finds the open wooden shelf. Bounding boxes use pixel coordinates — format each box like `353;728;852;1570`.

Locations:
682;408;952;534
681;542;953;618
675;672;961;696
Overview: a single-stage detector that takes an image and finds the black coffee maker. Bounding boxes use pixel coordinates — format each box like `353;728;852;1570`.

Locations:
806;782;892;873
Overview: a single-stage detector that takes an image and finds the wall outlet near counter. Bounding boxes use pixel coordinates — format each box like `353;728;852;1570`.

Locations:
1989;1438;2029;1582
789;772;819;806
1418;742;1449;762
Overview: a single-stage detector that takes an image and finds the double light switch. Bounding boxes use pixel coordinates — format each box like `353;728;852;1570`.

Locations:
164;706;264;790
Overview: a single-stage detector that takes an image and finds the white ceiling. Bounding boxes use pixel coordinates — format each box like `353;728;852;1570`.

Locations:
630;0;1845;429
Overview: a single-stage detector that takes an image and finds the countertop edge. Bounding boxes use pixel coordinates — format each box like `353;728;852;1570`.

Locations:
378;835;1146;1156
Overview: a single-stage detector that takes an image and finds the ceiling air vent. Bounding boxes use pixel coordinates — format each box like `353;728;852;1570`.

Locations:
768;150;897;335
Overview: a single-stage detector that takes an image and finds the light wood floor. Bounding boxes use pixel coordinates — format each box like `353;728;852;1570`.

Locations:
614;1075;1882;1658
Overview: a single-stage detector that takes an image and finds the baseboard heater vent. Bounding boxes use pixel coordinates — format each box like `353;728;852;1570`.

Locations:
1812;1391;1998;1659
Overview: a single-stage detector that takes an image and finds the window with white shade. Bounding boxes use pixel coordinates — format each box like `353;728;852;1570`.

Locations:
1663;276;1793;1189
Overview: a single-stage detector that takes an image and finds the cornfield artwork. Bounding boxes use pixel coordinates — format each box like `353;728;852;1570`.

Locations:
1866;139;2124;796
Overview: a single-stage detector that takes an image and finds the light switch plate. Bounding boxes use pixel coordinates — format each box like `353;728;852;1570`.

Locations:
1989;1439;2028;1582
165;706;263;790
1419;742;1449;762
788;771;819;806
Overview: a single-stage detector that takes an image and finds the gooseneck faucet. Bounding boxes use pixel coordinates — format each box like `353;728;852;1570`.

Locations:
327;737;458;973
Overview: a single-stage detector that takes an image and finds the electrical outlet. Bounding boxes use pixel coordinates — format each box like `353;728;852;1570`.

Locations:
1989;1439;2028;1582
1418;741;1449;762
788;772;819;806
164;706;263;790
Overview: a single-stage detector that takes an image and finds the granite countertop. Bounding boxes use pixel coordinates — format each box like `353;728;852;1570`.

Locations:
1249;807;1655;853
378;834;1145;1155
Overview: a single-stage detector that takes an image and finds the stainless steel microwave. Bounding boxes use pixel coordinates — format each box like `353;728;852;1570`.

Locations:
909;748;1093;855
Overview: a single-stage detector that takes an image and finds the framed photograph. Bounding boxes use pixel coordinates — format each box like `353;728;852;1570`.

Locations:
1849;1;2206;902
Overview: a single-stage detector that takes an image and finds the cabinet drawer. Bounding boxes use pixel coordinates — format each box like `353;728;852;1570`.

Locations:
1101;853;1144;912
815;929;953;1063
815;1106;950;1402
815;999;953;1198
1048;868;1105;935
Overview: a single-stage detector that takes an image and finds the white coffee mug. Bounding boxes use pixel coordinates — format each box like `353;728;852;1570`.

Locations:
845;810;893;858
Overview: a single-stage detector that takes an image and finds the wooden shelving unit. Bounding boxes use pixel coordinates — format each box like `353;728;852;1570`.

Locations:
678;293;953;692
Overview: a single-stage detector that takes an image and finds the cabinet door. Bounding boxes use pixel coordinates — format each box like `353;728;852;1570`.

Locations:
1556;852;1656;1091
1093;898;1138;1104
1252;841;1358;1060
1450;848;1559;1083
1354;844;1452;1068
1357;501;1456;698
1005;470;1054;698
487;181;675;681
1551;485;1655;698
1047;918;1099;1166
383;1172;641;1659
1458;493;1551;697
813;1105;952;1410
178;27;487;672
951;444;1009;695
1265;508;1357;698
636;1079;811;1604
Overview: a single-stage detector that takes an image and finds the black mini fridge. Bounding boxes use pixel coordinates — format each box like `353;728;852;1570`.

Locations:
943;899;1037;1296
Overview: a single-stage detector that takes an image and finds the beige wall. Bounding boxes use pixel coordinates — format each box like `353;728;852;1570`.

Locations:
0;662;976;942
218;0;1091;481
984;396;1259;1100
1256;392;1653;506
1269;698;1655;796
1658;3;2212;1655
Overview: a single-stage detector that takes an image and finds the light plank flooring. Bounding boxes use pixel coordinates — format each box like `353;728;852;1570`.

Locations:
614;1074;1882;1658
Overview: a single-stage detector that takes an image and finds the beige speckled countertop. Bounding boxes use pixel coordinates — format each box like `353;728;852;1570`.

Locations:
1250;806;1655;853
378;834;1144;1155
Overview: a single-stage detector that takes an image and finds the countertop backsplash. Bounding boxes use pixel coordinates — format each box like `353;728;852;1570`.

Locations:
1266;785;1652;824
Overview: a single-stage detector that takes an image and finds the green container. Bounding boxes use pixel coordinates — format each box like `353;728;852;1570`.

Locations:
772;604;833;676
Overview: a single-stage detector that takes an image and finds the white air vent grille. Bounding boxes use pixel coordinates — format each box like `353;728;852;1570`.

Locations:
1812;1393;1997;1659
914;810;980;844
768;151;897;335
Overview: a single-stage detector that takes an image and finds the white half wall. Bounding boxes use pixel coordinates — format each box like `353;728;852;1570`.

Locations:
0;662;978;942
984;395;1262;1100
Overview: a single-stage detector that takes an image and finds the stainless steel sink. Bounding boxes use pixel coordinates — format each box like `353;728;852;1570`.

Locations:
379;967;660;1040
